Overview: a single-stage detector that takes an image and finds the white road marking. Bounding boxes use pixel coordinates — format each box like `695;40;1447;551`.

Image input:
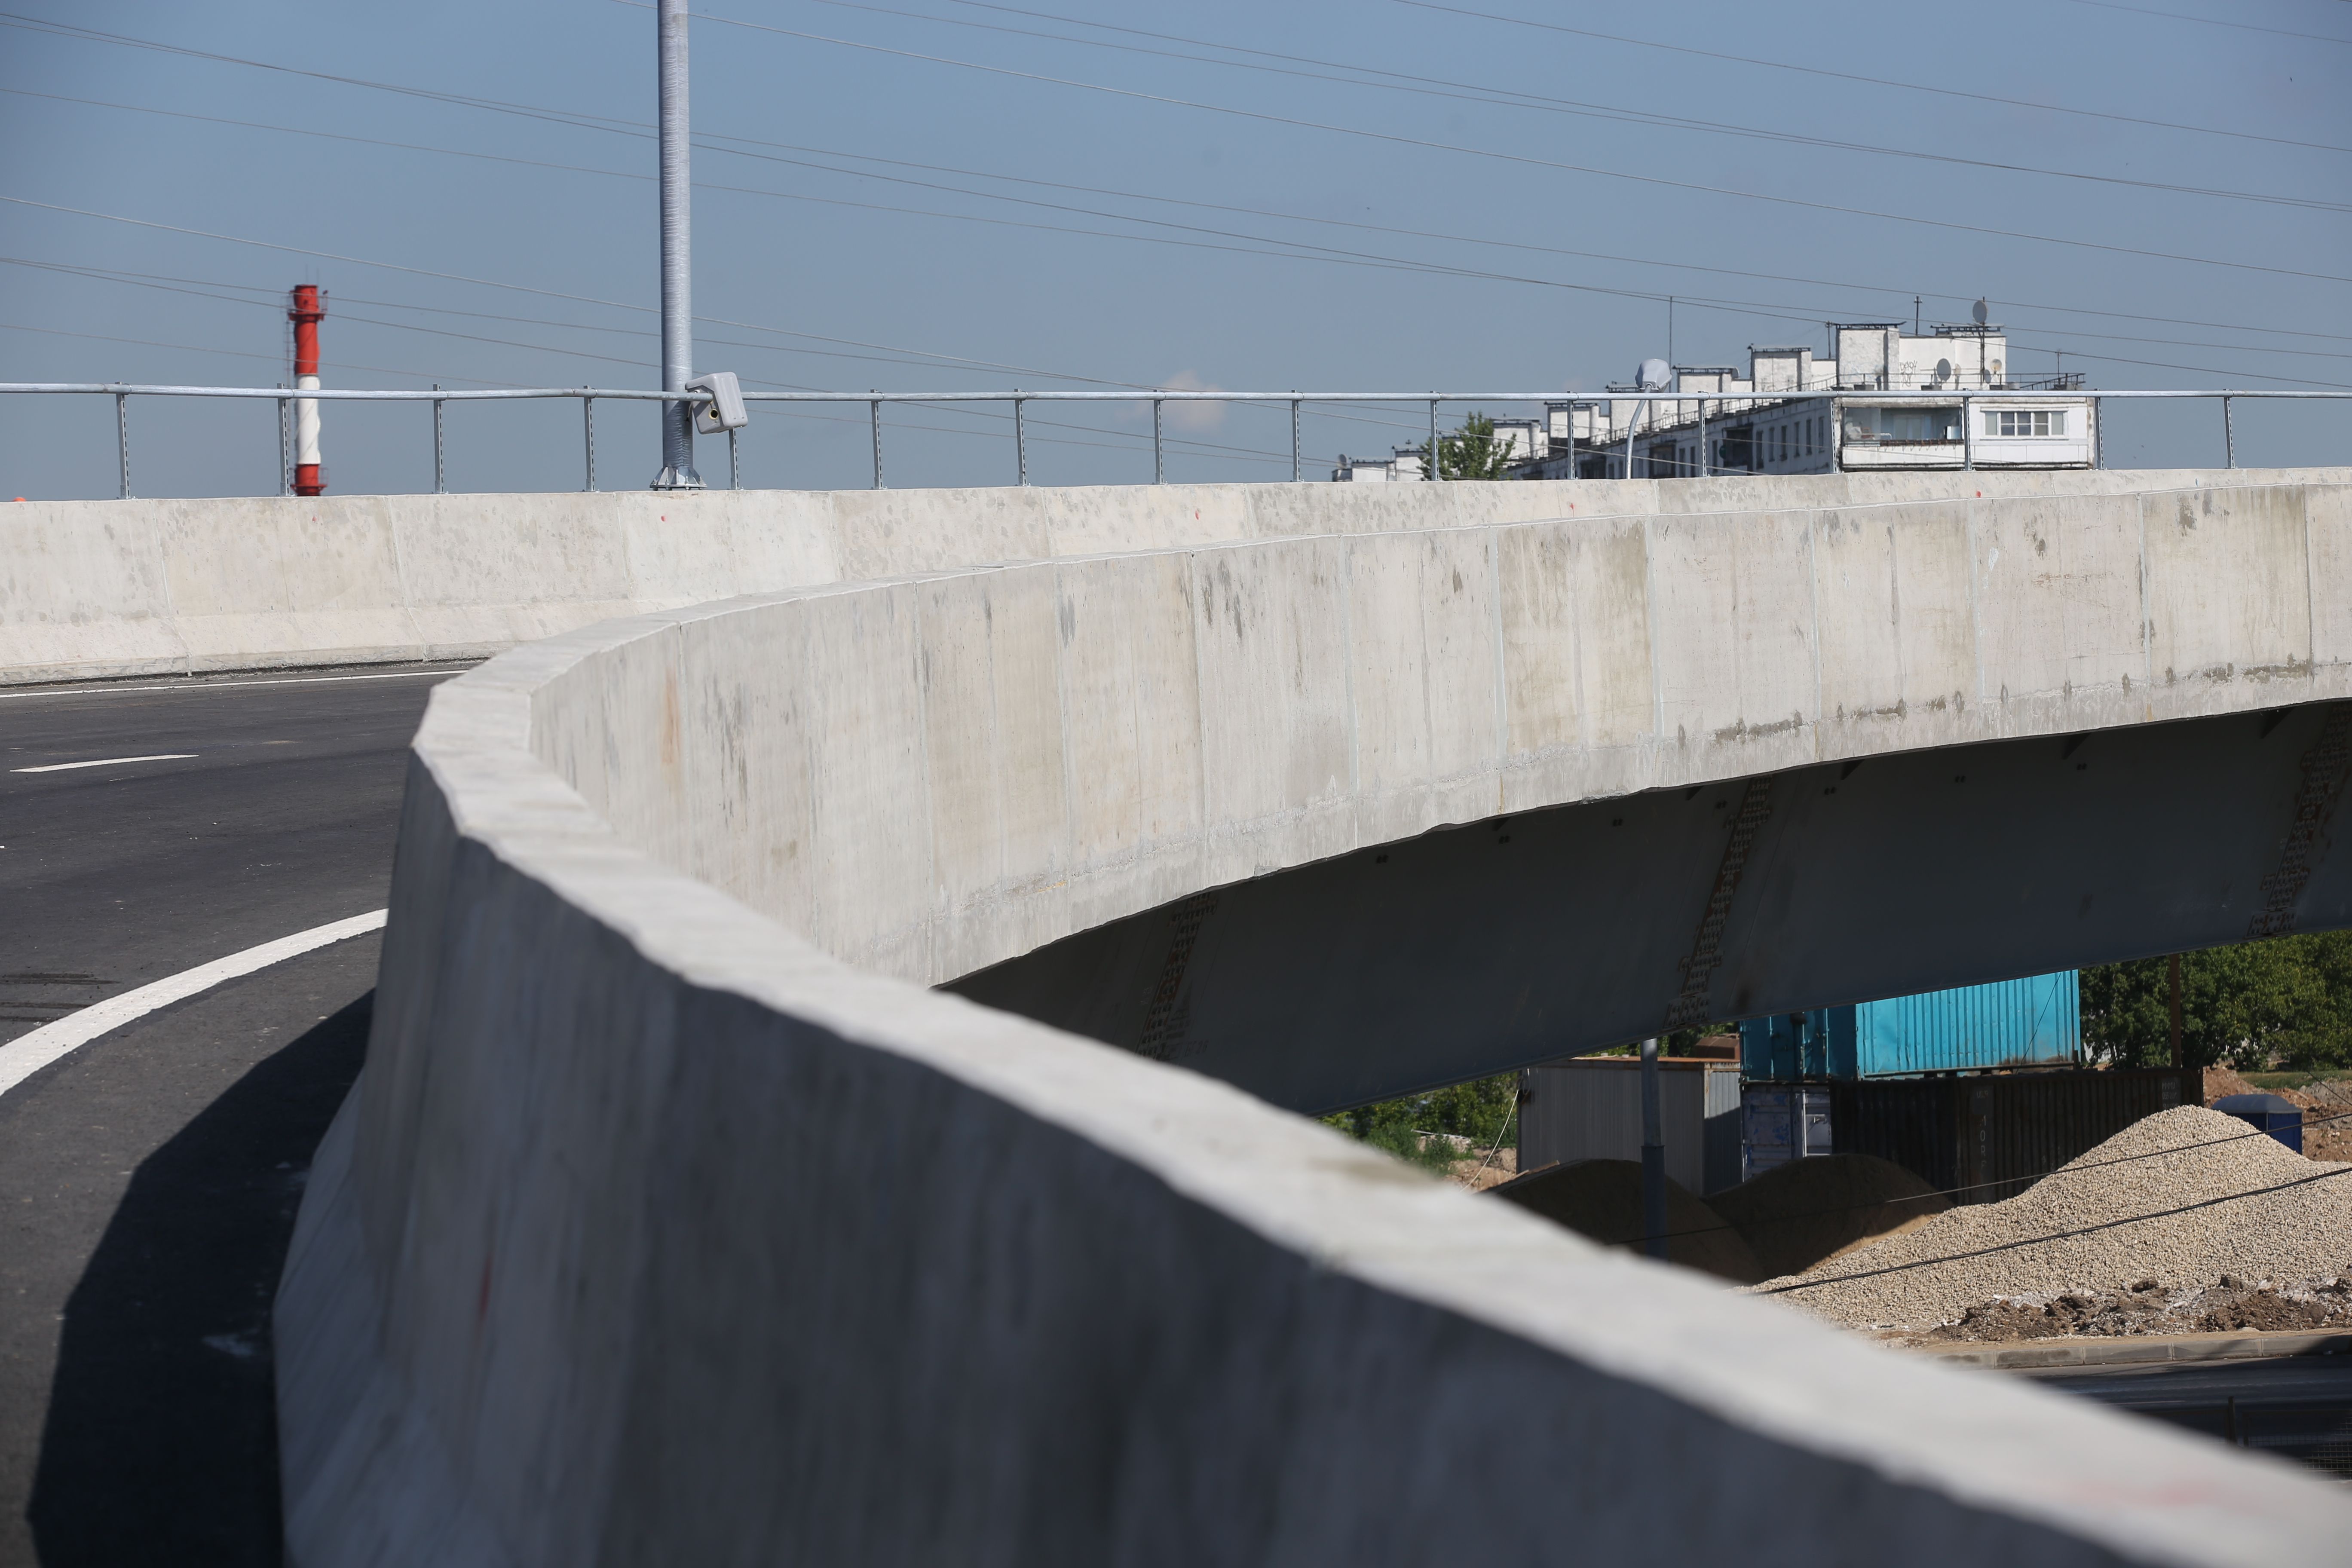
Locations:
13;753;199;774
0;666;470;702
0;910;387;1099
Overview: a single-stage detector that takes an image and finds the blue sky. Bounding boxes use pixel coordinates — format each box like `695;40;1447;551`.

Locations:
1;0;2346;496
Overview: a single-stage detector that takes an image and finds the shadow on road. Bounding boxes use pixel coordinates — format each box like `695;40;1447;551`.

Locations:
26;993;370;1567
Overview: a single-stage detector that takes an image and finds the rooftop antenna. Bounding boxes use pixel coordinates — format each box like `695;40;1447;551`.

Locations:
1913;296;1921;336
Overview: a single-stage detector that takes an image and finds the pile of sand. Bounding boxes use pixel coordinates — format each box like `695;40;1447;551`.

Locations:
1757;1106;2352;1333
1709;1155;1950;1281
1487;1159;1760;1283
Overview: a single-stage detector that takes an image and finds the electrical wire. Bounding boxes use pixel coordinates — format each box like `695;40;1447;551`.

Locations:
647;4;2352;287
18;89;2349;393
1392;0;2352;156
8;25;2344;408
14;4;2326;288
0;254;1444;441
0;319;523;385
2065;0;2352;45
788;0;2349;214
6;31;2345;355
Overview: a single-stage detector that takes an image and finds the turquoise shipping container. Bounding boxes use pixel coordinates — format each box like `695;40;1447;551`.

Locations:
1739;971;2082;1081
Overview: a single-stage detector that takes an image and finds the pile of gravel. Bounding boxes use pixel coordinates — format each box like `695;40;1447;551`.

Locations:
1754;1105;2352;1334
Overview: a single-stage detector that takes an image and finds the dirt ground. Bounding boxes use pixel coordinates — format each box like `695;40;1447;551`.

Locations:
1446;1146;1518;1191
2205;1066;2352;1162
1910;1274;2352;1344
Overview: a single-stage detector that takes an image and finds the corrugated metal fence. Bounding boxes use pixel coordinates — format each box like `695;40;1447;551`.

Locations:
1832;1068;2197;1204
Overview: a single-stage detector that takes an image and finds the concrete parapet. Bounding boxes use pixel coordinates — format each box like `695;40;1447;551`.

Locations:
530;478;2352;998
277;472;2352;1562
7;467;2343;686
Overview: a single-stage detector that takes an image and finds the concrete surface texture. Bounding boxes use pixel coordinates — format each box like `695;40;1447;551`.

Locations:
278;472;2352;1564
542;477;2348;1109
5;466;2343;687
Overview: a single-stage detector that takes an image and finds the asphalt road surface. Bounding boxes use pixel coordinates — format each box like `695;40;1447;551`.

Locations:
0;665;465;1567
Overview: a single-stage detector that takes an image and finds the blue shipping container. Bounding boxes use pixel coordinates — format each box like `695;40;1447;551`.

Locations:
1740;971;2082;1081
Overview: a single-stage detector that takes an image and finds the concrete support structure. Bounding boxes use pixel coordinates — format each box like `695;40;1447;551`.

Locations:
270;470;2352;1564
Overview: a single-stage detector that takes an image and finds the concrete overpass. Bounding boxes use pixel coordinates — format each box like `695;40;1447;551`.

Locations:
12;471;2352;1560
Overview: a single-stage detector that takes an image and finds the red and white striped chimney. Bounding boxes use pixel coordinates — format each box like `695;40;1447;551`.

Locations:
288;285;327;496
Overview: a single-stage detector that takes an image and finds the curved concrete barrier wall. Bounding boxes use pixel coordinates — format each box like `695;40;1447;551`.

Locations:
277;473;2352;1564
6;467;2342;686
536;477;2350;1004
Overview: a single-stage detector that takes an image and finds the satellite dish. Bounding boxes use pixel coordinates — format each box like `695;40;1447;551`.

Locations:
1972;298;1989;326
1636;357;1671;392
1936;358;1953;383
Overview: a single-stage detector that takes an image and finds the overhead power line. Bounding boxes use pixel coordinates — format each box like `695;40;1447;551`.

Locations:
0;320;521;386
650;4;2352;287
1392;0;2352;155
770;0;2349;214
14;174;2348;397
6;21;2342;352
2065;0;2352;45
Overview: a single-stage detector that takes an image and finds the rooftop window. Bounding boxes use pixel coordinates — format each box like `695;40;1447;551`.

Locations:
1987;408;2067;438
1843;407;1961;443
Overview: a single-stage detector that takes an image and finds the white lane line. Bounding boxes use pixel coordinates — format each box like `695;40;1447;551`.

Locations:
0;667;470;701
13;753;199;774
0;910;388;1099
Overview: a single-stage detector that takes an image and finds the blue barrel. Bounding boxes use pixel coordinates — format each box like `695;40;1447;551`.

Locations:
2212;1093;2305;1154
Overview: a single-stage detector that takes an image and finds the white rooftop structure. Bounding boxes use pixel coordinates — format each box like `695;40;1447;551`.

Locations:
1509;320;2093;481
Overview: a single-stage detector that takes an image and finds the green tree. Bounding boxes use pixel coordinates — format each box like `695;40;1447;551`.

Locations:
1323;1072;1518;1172
1418;411;1516;481
2081;931;2352;1071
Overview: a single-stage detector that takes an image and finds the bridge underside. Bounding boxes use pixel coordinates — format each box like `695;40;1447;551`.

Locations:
952;701;2352;1114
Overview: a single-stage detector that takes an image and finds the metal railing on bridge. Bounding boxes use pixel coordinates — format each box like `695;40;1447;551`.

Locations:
1;381;2345;499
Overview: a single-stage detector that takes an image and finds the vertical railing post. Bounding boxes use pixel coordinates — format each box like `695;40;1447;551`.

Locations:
729;426;740;490
1639;1036;1666;1260
1428;397;1439;481
1696;398;1708;478
583;394;597;493
1291;395;1301;481
2223;395;2236;469
1014;392;1028;486
1962;394;1975;472
870;397;884;490
115;391;131;499
1152;398;1164;484
279;386;292;497
433;384;447;494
